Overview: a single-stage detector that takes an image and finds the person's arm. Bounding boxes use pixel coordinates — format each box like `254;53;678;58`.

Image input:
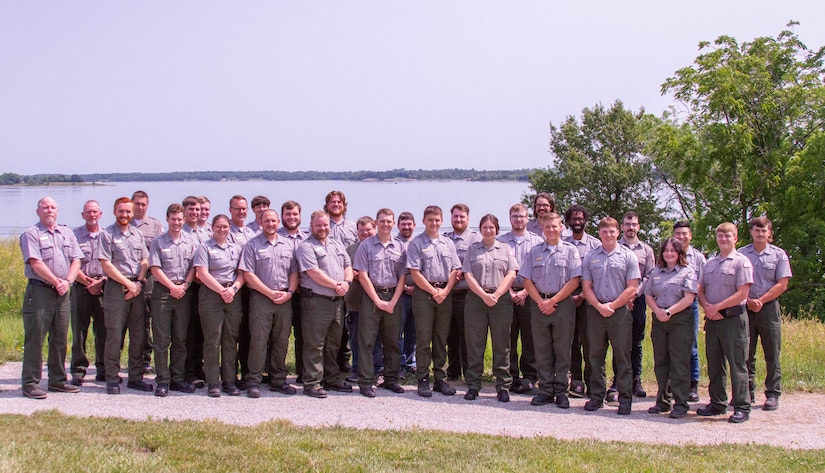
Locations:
749;277;789;309
610;279;639;309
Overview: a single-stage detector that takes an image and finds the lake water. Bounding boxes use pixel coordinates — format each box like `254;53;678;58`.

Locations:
0;180;533;237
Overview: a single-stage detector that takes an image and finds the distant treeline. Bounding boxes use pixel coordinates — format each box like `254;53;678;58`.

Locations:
1;169;532;185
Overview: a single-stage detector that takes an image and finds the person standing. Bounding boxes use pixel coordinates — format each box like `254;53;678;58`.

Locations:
239;209;300;398
197;196;213;238
324;190;358;373
521;212;582;409
99;197;152;394
227;195;256;388
353;209;408;397
497;203;543;394
581;217;640;415
149;203;198;397
673;221;707;402
644;238;697;418
444;203;481;380
246;195;271;236
194;214;245;397
407;205;461;398
296;210;354;398
69;200;107;386
526;192;555;236
182;196;208;388
278;200;310;384
396;211;417;374
131;190;164;375
740;217;792;411
462;214;519;402
563;204;601;398
20;197;83;399
344;216;376;383
697;222;753;423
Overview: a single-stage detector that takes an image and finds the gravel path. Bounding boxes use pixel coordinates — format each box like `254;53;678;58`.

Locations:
2;362;823;450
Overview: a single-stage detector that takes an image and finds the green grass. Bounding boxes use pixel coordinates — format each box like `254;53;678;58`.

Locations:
0;410;823;472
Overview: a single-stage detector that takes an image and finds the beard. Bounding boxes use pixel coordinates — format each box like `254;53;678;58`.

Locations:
117;215;132;226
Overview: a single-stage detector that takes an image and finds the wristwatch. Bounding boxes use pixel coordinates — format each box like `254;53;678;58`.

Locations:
665;309;672;317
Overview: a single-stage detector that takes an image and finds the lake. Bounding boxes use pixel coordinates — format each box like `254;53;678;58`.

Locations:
1;180;534;237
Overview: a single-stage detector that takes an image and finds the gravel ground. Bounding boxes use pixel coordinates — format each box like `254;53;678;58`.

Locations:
2;362;823;450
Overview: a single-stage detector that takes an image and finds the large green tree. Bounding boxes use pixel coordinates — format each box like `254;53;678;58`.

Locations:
528;100;665;237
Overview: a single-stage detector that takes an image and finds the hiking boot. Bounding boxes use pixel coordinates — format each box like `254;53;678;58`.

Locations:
433;380;456;396
555;394;570;409
531;392;554;406
618;400;632;415
464;388;479;401
633;377;646;398
764;397;779;411
584;398;603;411
688;380;699;402
417;379;432;398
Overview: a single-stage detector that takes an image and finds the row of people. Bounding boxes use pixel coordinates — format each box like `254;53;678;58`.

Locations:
19;192;790;423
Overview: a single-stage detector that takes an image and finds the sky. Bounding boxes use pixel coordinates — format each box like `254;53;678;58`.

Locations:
2;2;823;175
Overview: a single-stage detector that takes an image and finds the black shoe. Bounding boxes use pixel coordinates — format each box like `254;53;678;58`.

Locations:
464;388;479;401
48;383;80;393
222;382;241;396
584;398;603;411
433;380;456;396
555;394;570;409
688;381;699;402
170;381;196;393
378;381;405;393
605;386;617;403
417;379;432;398
522;379;537;395
648;404;670;414
304;385;328;398
22;386;48;399
510;379;526;394
106;383;121;395
95;373;107;382
155;383;169;397
497;389;510;403
569;380;585;398
247;385;261;398
728;410;750;423
670;405;688;418
360;386;376;398
235;379;250;390
764;397;779;411
323;382;353;393
633;377;647;398
531;392;554;406
270;383;297;395
208;384;222;397
697;404;726;416
127;380;154;392
618;400;632;415
70;373;84;387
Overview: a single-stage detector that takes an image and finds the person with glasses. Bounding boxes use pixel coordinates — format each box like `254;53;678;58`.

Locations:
526;193;555;236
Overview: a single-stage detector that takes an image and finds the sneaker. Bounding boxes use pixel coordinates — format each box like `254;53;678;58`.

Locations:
618;400;632;415
69;373;84;387
270;383;297;395
497;389;510;403
48;383;80;393
304;385;328;399
584;398;603;411
207;384;222;397
127;380;154;392
433;380;456;396
633;377;647;398
728;410;750;423
247;385;261;398
555;394;570;409
670;405;688;418
688;381;699;402
417;379;432;398
464;388;479;401
696;404;726;416
170;381;196;393
378;381;405;393
569;380;585;398
360;386;376;398
764;397;779;411
531;392;554;406
222;382;241;396
22;386;48;399
155;383;169;397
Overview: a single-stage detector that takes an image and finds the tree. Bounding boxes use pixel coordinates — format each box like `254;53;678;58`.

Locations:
528;100;666;238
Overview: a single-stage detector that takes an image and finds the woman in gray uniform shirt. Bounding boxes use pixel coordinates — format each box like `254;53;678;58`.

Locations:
193;214;245;397
462;214;519;402
644;238;697;418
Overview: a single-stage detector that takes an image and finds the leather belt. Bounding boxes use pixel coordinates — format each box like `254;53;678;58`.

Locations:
28;279;54;289
373;286;393;294
428;281;447;289
720;305;746;318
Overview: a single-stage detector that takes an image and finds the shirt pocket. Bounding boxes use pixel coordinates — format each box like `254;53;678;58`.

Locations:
112;242;129;262
40;240;55;260
720;267;737;285
762;261;776;279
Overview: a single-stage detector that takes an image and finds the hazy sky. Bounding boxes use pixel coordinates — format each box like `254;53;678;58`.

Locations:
2;2;822;175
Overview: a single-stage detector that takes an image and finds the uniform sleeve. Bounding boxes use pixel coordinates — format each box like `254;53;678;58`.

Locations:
517;251;533;282
148;238;162;268
98;230;113;261
506;246;519;272
569;248;583;278
683;267;698;294
775;250;793;280
644;245;656;278
626;251;641;282
238;241;256;273
406;239;422;270
19;229;40;262
353;241;369;273
192;243;209;268
737;256;754;287
460;245;474;274
581;253;593;282
449;243;462;271
296;242;319;272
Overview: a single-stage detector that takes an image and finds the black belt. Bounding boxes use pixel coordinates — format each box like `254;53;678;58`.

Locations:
452;289;468;294
28;279;54;289
428;281;447;289
373;286;393;294
483;288;497;294
220;282;234;288
172;280;187;285
720;305;746;318
299;287;341;302
511;287;524;291
539;292;557;299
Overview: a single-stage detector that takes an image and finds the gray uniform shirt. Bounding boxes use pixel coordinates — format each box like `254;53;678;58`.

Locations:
518;240;582;294
739;244;793;299
277;227;311;250
444;228;481;291
581;244;641;303
498;231;543;288
98;224;148;279
183;224;209;245
296;236;351;297
132;216;164;252
246;221;263;236
406;233;461;283
462;240;519;290
330;218;358;247
563;233;601;259
526;219;543;237
239;233;297;291
700;252;753;305
193;238;242;285
619;237;655;293
686;246;707;284
228;223;256;246
149;232;197;282
21;222;83;282
74;225;104;278
645;265;697;308
353;235;407;288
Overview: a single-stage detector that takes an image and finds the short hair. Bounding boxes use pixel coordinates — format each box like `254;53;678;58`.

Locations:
197;195;210;205
673;220;692;232
598;217;619;230
356;216;376;229
261;209;280;221
37;196;56;208
113;196;133;211
212;214;230;226
281;200;302;214
564;204;589;223
656;237;688;268
749;216;774;243
375;208;394;220
478;214;500;234
533;192;556;211
131;190;149;201
83;200;100;210
309;210;329;222
166;203;184;217
229;195;247;206
622;211;639;223
539;212;562;224
398;211;415;223
451;203;470;215
251;195;271;208
324;191;348;215
423;205;442;219
182;196;200;209
509;203;528;215
716;222;738;237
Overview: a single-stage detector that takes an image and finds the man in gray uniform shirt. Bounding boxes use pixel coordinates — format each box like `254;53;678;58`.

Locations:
227;194;256;387
396;211;417;373
278;200;311;384
296;210;354;398
182;196;208;387
20;197;83;399
246;195;270;235
132;190;164;374
324;190;358;373
99;197;152;394
69;200;107;386
526;192;555;236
